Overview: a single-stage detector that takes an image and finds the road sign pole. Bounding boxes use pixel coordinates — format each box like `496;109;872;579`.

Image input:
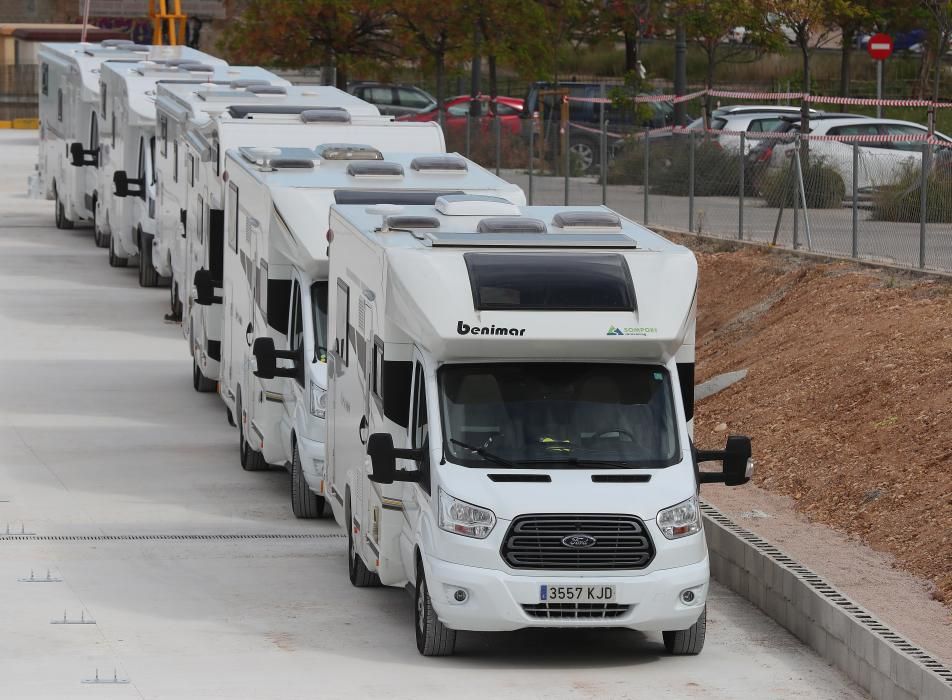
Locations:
876;61;883;119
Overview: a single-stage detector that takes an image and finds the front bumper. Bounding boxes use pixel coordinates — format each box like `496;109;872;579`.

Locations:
421;553;709;633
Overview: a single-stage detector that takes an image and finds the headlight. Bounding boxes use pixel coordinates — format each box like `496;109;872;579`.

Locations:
439;489;496;539
657;496;701;540
309;383;326;419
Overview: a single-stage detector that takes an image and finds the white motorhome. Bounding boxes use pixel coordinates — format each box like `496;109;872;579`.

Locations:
36;40;216;232
98;57;231;279
207;149;523;521
164;88;443;396
322;200;751;656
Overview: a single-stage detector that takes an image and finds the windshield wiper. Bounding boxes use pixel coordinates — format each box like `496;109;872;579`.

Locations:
449;439;521;468
520;458;632;469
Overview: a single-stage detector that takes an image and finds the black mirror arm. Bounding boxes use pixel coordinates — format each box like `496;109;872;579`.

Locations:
695;449;727;464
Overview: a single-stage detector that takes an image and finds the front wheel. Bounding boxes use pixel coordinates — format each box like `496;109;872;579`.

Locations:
290;443;325;519
569;138;597;174
53;182;74;230
138;230;159;287
237;394;268;471
415;557;456;656
108;233;128;268
192;357;215;393
347;497;379;587
662;605;707;655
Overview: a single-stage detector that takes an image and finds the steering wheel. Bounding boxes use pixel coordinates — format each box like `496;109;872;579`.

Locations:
592;428;635;441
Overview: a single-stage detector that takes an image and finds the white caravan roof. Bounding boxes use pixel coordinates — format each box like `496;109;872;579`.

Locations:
229;149;524;270
329;201;696;362
100;59;248;124
38;42;220;97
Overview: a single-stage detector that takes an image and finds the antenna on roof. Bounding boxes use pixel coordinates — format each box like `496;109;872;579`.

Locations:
365;204;405;233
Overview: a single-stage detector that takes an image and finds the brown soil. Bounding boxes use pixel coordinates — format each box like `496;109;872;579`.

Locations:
685;241;952;612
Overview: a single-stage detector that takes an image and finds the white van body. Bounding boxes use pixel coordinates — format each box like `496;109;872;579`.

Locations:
324;201;749;656
98;56;228;275
36;40;216;231
221;150;523;520
159;86;444;395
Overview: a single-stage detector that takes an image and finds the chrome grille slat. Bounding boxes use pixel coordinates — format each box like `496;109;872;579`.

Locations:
501;514;654;571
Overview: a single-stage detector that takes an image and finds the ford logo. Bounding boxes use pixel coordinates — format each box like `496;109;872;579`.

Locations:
561;534;597;549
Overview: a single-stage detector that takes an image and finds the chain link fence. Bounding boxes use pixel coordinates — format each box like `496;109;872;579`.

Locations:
459;114;952;276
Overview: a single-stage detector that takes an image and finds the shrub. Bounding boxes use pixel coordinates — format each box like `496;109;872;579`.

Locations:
760;155;846;209
870;162;952;222
444;125;530;171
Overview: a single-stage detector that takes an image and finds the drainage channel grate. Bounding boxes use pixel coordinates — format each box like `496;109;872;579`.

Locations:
700;501;952;687
0;533;345;542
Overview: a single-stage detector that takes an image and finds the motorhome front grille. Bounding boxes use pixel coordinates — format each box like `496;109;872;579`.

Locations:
501;515;654;570
522;602;631;620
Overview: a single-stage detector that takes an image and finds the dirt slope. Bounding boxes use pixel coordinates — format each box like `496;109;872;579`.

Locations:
687;242;952;608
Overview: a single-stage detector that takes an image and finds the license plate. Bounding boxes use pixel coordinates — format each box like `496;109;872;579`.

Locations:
539;584;616;603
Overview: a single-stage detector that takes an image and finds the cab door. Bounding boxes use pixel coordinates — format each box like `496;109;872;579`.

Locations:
399;351;433;580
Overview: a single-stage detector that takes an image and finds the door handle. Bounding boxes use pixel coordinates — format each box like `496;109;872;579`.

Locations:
358;415;369;445
245;322;253;346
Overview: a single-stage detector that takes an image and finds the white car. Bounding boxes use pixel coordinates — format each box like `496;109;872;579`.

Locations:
767;118;951;192
686;107;814;154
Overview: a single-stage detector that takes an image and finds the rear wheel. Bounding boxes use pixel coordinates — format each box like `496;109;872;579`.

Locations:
108;232;128;268
347;496;379;587
569;138;598;174
415;556;456;656
192;357;215;393
237;393;267;471
663;606;707;655
290;443;325;518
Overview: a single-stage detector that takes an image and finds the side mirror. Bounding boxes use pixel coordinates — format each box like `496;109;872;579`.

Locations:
69;142;85;167
113;170;129;198
697;435;752;487
192;268;221;306
367;432;425;484
252;337;301;379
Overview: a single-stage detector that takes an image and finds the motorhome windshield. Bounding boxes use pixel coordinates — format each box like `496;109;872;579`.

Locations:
311;282;328;362
439;363;680;469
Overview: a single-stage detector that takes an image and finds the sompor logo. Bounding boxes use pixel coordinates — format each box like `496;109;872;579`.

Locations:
457;321;526;337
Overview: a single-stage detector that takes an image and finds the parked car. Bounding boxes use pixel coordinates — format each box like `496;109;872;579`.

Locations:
521;81;678;173
685;106;819;154
348;82;436;117
397;94;524;134
756;117;951;193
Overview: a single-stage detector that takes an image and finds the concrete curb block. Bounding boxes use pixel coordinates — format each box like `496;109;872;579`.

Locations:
702;502;952;700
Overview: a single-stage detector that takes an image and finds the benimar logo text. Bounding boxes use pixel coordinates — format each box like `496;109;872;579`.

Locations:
458;321;527;337
607;325;657;337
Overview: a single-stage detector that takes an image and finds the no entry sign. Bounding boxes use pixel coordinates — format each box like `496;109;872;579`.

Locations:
867;33;894;61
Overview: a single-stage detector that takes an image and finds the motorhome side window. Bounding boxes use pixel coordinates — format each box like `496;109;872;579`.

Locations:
41;64;48;96
101;84;106;117
111;112;116;147
255;261;269;318
137;138;146;182
173;141;179;182
187;154;195;187
371;339;383;398
335;279;349;366
227;183;238;252
412;362;428;451
311;282;328;363
149;137;156;183
213;138;220;176
89;115;98;151
160;116;168;157
57;89;63;121
196;195;204;243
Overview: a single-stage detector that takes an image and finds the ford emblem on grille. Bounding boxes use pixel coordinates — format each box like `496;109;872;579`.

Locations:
561;534;597;549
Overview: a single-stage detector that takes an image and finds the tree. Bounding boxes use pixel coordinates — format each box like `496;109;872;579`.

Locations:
919;1;952;106
218;0;396;90
599;1;655;75
827;2;875;96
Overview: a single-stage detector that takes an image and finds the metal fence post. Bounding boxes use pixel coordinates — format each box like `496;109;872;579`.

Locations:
738;132;745;240
495;115;501;176
643;127;650;224
601;120;608;205
563;124;570;206
793;145;813;251
465;112;471;158
688;130;695;232
851;142;859;259
528;116;534;205
919;143;929;268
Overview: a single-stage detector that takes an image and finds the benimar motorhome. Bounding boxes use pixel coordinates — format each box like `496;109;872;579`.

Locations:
161;87;444;395
322;200;752;657
210;149;523;520
36;40;219;232
99;58;237;281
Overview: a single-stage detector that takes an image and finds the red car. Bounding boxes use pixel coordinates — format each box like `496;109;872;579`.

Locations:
398;94;524;134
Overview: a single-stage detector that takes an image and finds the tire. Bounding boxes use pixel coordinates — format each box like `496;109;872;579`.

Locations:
415;556;456;656
663;605;707;656
226;407;235;427
347;496;380;587
138;230;159;287
237;393;268;471
290;442;325;519
108;233;128;268
169;280;183;320
569;138;597;174
53;182;74;230
192;357;216;393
